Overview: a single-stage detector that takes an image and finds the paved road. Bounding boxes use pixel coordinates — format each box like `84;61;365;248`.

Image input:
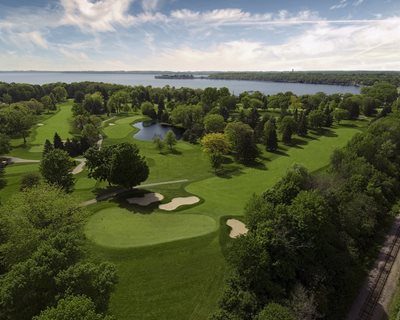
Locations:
80;179;189;207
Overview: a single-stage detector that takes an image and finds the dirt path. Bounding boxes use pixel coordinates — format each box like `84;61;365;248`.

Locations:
347;216;400;320
80;179;189;207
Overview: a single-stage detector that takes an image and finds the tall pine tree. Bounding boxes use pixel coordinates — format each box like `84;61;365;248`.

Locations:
53;133;64;150
263;119;278;152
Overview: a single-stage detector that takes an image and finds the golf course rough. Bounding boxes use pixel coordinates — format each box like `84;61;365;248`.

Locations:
85;207;217;248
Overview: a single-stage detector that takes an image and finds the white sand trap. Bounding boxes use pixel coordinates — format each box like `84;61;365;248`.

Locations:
126;192;164;206
159;196;200;211
109;123;115;126
37;123;44;126
226;219;248;238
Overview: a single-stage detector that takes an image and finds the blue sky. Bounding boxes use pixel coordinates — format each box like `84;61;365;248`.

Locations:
0;0;399;71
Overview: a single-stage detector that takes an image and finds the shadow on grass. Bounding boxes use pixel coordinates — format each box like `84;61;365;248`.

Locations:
111;188;161;214
216;164;245;179
159;148;182;156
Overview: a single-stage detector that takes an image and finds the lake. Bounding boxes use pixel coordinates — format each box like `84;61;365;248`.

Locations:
0;72;360;95
133;121;184;141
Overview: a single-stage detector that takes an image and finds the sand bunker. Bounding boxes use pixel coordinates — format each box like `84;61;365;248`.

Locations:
226;219;248;238
37;123;44;126
159;196;200;211
126;192;164;206
109;123;115;126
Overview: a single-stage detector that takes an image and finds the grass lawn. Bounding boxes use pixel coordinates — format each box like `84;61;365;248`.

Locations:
87;228;227;320
0;108;367;320
81;122;363;320
6;100;74;159
85;207;216;248
29;100;74;152
103;115;147;140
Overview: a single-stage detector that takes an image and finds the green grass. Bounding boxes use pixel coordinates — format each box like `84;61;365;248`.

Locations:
85;207;216;248
0;109;366;320
80;123;363;320
29;101;73;152
7;100;74;159
184;126;361;218
103;115;147;140
0;163;40;201
87;228;227;320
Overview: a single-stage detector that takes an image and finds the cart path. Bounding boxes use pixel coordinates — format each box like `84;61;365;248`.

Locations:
4;156;40;164
80;179;189;207
347;215;400;320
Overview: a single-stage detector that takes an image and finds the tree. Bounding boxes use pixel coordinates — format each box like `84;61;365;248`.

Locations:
339;96;360;119
108;143;149;189
85;146;116;185
164;130;177;150
81;124;100;146
263;120;278;152
0;105;34;144
52;86;68;102
308;109;325;130
108;90;131;114
153;135;164;152
333;108;350;124
40;149;75;191
280;116;296;145
83;92;105;114
225;122;259;164
43;139;54;155
361;81;398;105
257;303;295;320
204;114;226;133
361;96;378;116
297;112;308;137
33;295;112;320
55;262;118;311
201;133;230;172
20;172;41;191
141;101;157;119
53;132;64;149
0;133;10;155
1;93;12;105
248;107;260;129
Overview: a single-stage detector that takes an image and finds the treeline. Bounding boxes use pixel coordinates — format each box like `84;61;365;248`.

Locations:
0;184;117;319
209;71;400;87
212;112;400;320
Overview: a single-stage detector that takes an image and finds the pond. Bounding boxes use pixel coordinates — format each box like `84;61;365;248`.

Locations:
133;121;184;141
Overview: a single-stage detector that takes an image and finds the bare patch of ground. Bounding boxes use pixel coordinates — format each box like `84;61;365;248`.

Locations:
126;192;164;206
159;196;200;211
226;219;248;238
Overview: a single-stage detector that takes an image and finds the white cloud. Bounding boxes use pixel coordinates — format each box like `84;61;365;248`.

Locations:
330;0;348;10
141;0;160;12
353;0;364;6
138;17;400;71
60;0;135;32
169;8;321;26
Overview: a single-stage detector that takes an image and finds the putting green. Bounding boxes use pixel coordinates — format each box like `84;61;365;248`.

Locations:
85;208;217;248
103;115;145;139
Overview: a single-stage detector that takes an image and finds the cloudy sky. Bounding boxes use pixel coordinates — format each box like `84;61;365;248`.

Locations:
0;0;399;71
